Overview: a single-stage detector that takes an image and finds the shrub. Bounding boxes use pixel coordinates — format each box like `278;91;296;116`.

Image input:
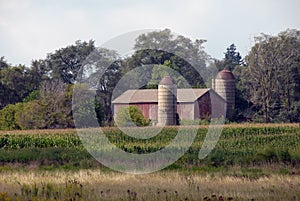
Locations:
115;106;150;127
0;103;23;130
15;101;46;129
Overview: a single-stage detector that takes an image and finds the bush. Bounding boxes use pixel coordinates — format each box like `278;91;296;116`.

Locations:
115;106;150;127
0;103;23;130
15;100;46;129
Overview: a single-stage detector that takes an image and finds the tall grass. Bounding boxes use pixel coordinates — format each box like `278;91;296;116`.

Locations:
0;170;300;201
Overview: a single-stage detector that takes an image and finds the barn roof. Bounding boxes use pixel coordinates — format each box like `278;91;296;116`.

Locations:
112;88;224;104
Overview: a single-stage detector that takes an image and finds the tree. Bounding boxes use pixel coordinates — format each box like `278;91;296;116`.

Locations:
15;100;46;129
0;103;23;130
72;83;105;128
29;59;49;85
126;29;212;87
46;40;95;84
275;30;300;122
224;44;243;71
0;65;37;108
148;60;189;88
79;47;122;125
215;44;243;71
0;57;8;109
0;60;46;110
15;79;75;129
0;56;8;70
245;30;300;122
232;65;254;121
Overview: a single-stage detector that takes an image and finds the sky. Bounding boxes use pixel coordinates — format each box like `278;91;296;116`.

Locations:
0;0;300;66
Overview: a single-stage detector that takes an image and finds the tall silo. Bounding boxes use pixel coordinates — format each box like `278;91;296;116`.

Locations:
157;76;177;126
212;69;235;119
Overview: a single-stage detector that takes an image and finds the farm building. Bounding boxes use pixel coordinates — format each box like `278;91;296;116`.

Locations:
112;69;235;125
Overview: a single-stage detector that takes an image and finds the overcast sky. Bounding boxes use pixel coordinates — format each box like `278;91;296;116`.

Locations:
0;0;299;66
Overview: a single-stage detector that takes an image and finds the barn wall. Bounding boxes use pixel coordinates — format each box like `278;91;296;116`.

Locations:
114;102;196;121
113;103;127;119
209;91;226;118
195;91;226;119
130;103;158;120
195;92;211;119
113;103;158;121
177;103;194;120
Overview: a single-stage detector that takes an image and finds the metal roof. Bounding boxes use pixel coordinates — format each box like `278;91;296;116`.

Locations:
112;88;223;104
159;76;175;85
215;69;235;80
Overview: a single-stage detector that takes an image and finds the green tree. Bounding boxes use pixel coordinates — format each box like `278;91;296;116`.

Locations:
232;65;254;121
0;57;8;109
45;40;95;84
29;59;49;85
0;56;8;70
0;65;37;108
15;79;75;129
245;29;300;122
0;103;23;130
215;44;243;71
148;61;188;88
72;83;105;127
15;100;46;129
125;29;212;87
80;47;121;125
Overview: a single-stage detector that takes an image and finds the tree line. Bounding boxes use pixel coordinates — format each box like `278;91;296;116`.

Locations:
0;28;299;130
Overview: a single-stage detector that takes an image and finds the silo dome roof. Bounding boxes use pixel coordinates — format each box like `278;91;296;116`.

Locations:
215;69;235;80
159;76;175;85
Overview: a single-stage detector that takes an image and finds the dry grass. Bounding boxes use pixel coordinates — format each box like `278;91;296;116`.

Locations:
0;170;299;200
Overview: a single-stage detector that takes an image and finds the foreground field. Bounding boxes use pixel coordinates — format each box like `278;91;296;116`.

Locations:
0;124;300;200
1;124;300;173
0;170;300;201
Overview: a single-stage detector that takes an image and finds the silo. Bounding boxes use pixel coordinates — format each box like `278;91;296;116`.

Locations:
157;76;177;126
212;69;235;119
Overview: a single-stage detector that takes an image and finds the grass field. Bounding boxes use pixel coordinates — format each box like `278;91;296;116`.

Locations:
0;124;299;200
1;170;300;201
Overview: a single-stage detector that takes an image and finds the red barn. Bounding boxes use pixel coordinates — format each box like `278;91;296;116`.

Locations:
112;88;225;122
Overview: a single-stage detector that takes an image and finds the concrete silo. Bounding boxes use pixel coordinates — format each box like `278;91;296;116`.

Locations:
212;69;235;119
157;76;177;126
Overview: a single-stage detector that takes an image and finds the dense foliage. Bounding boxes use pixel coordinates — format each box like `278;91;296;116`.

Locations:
234;29;300;122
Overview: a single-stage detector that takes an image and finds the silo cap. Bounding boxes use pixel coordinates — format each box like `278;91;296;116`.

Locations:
215;69;235;80
159;76;175;85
